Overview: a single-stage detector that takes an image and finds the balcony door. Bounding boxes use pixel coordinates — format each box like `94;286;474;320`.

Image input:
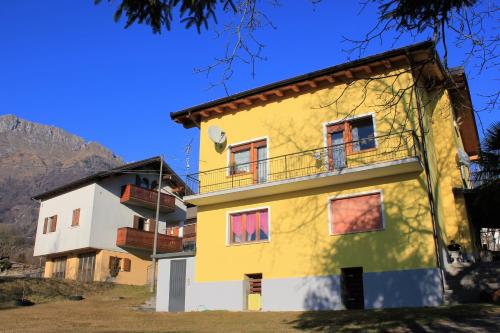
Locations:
327;124;347;170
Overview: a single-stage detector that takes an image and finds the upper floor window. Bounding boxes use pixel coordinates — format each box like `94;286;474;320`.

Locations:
43;215;58;234
229;208;269;244
327;116;376;169
135;175;150;189
229;139;267;183
330;192;383;235
71;208;81;227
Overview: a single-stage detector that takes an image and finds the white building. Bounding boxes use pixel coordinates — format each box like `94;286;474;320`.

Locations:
32;156;196;285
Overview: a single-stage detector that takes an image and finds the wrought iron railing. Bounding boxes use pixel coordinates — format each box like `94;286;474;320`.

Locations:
186;131;420;196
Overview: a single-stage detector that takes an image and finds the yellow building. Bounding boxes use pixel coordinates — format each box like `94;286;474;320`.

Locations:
165;41;479;311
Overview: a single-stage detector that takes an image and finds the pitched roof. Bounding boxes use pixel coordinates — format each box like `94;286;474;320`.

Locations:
170;40;440;128
32;156;188;201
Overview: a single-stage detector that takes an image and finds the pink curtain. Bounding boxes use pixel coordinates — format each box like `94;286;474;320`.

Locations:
246;212;257;240
232;214;243;243
260;210;269;239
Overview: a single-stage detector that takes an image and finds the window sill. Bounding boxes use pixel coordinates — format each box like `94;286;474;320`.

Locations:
330;227;385;236
227;240;270;247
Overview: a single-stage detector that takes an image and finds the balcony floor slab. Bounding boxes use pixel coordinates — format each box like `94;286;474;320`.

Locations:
185;157;422;206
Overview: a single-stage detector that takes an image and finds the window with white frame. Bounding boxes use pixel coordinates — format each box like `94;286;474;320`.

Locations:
229;209;269;244
330;192;383;235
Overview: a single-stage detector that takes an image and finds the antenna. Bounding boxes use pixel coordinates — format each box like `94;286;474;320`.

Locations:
185;138;193;176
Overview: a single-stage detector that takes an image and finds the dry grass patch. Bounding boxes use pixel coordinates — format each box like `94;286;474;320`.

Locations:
0;278;499;333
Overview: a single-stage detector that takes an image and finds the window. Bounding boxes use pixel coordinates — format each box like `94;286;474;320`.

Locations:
77;252;96;282
229;209;269;244
122;258;131;272
351;117;376;152
52;257;67;279
44;215;58;233
330;192;383;235
71;208;80;227
229;140;267;183
133;215;147;230
327;116;375;156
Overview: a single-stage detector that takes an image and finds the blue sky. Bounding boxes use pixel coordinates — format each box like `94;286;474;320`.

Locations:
1;1;497;176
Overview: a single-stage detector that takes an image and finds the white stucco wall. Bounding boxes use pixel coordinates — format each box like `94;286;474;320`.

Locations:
34;173;187;256
156;256;245;312
90;174;187;252
33;183;96;256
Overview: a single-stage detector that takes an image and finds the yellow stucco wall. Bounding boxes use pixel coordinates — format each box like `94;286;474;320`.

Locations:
41;64;475;296
196;174;437;282
199;70;419;172
192;68;476;281
44;250;153;285
95;249;153;285
421;89;473;250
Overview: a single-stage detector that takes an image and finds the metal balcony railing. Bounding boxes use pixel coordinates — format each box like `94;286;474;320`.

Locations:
186;131;420;196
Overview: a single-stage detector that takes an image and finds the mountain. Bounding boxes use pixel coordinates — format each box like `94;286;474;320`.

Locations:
0;114;123;259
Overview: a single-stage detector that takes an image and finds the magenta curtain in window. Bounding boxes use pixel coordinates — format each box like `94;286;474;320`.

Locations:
246;212;257;241
232;214;243;243
260;210;269;240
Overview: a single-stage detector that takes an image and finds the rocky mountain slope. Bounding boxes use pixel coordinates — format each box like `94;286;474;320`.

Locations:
0;114;123;256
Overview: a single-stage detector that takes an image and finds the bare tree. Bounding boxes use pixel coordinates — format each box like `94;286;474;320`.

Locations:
343;0;499;114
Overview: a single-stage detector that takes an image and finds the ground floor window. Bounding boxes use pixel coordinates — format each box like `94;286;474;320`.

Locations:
77;252;96;282
330;192;383;235
229;209;269;244
51;256;67;279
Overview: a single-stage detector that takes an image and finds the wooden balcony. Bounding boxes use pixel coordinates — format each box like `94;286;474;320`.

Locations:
120;184;175;213
183;223;197;238
116;227;182;253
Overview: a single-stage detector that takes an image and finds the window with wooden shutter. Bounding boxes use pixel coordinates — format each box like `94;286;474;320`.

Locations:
122;258;131;272
133;215;140;229
72;209;80;227
330;192;383;235
247;273;262;294
49;215;58;232
43;218;48;234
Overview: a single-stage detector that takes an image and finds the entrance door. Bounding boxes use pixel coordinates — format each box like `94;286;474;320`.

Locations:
168;259;186;312
341;267;364;309
77;252;96;283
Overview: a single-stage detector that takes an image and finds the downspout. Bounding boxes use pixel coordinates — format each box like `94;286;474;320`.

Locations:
406;50;447;301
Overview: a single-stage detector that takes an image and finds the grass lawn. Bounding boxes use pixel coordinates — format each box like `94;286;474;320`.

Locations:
0;278;499;333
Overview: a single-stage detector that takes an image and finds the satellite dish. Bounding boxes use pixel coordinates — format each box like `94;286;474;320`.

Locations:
208;126;226;145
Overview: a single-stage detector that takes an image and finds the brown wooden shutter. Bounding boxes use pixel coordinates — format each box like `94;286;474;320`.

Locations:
109;256;116;269
50;215;58;232
72;209;80;226
149;219;156;233
43;218;48;234
122;258;131;272
133;215;140;229
331;193;382;234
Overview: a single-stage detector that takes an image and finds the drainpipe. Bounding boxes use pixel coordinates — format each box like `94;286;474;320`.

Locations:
151;155;164;292
406;50;447;301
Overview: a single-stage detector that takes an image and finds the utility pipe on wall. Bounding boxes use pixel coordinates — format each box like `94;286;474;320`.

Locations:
151;155;163;292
